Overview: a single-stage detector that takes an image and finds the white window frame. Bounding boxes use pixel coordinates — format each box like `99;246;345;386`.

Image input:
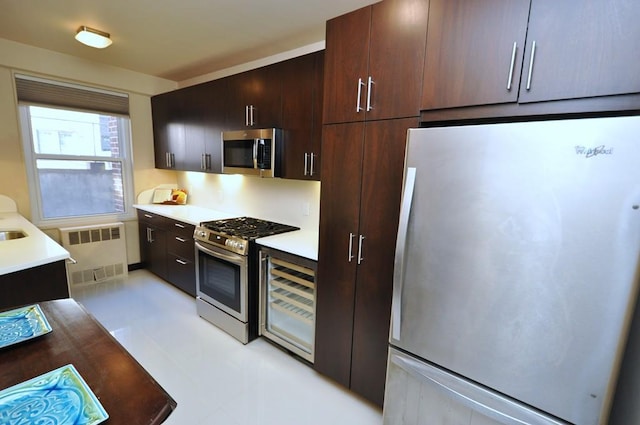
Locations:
18;103;136;228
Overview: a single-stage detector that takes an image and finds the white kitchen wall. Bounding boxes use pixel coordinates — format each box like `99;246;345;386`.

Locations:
176;172;320;231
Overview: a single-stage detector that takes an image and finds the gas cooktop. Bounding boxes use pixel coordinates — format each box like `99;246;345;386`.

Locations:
200;216;299;240
194;217;299;256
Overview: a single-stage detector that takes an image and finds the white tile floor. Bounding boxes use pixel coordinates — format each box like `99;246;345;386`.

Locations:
71;270;383;425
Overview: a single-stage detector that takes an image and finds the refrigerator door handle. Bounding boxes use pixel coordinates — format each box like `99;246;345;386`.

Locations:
391;167;416;341
390;350;565;425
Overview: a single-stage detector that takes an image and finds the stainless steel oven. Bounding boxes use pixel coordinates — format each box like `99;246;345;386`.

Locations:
194;217;299;344
196;241;247;321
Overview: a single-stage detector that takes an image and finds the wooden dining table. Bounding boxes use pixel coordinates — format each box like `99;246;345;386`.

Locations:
0;298;176;424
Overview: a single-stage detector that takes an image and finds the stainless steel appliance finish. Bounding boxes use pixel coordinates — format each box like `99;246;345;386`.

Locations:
221;128;283;178
384;116;640;425
194;217;299;344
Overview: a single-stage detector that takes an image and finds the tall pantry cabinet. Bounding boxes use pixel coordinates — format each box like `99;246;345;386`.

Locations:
315;0;428;407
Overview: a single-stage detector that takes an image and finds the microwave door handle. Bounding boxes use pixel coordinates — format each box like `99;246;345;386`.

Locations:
253;139;258;168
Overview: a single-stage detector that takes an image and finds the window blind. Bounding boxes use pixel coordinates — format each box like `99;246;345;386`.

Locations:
15;74;129;116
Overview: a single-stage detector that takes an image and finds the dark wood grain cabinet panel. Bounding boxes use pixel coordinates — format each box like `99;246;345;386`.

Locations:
281;51;324;180
422;0;530;110
323;0;429;124
519;0;640;104
138;210;197;296
225;65;282;129
315;117;418;406
137;210;169;281
166;220;196;296
0;260;69;310
151;92;186;170
421;0;640;115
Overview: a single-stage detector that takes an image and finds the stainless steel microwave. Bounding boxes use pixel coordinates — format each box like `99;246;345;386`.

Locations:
221;128;283;178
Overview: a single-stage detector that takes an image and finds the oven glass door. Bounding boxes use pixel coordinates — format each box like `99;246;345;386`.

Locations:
196;241;248;322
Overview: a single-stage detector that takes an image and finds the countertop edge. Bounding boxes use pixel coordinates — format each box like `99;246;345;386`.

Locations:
0;212;70;276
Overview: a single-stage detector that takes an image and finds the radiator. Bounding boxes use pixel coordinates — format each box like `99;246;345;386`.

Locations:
59;222;128;285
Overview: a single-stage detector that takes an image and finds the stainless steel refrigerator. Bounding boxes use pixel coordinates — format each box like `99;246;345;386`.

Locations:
384;116;640;425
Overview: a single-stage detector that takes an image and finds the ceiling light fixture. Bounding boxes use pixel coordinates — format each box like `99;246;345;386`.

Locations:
75;26;112;49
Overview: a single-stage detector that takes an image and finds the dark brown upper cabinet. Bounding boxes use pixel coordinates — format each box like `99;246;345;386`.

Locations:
519;0;640;104
422;0;640;112
281;51;324;181
224;65;282;130
422;0;530;110
323;0;429;124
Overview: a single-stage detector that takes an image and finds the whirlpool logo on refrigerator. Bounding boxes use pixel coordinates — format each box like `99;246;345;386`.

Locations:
575;145;614;158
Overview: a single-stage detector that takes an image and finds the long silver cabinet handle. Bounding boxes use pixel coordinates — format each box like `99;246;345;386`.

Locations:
390;350;565;425
506;42;517;91
175;258;188;265
357;235;365;265
366;76;374;111
147;227;155;243
304;153;309;176
310;153;315;176
348;233;356;262
174;223;185;229
526;40;537;91
245;105;249;126
356;78;366;112
175;236;187;243
391;167;416;341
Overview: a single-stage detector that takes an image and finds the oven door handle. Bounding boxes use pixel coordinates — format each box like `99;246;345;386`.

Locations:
195;241;245;264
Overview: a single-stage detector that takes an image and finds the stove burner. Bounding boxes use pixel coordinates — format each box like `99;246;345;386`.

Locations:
200;217;299;240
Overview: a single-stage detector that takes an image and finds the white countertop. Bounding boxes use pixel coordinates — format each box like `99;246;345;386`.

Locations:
0;212;70;276
134;204;319;261
133;204;235;226
256;230;318;261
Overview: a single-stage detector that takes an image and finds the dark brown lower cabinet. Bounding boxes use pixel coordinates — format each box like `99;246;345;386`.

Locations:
137;210;196;296
0;260;69;310
315;117;418;406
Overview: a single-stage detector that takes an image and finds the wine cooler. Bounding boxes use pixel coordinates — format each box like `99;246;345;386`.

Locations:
259;247;316;362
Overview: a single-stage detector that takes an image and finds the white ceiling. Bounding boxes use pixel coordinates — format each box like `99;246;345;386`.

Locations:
0;0;378;82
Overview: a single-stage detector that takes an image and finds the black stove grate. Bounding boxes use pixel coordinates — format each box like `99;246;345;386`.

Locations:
200;217;299;240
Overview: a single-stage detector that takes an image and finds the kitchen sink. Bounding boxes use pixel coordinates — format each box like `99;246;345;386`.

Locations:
0;230;27;241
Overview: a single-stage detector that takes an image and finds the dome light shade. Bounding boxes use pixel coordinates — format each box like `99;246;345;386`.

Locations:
75;26;112;49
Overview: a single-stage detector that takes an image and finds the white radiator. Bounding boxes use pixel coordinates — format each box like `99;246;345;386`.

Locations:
59;222;128;285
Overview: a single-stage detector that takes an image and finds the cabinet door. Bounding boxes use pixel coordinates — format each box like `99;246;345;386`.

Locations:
182;85;207;172
350;117;418;406
226;66;282;129
145;225;168;280
309;51;324;179
202;79;227;173
422;0;530;110
322;6;371;124
366;0;429;121
519;0;640;103
315;122;365;387
281;53;315;180
151;92;186;169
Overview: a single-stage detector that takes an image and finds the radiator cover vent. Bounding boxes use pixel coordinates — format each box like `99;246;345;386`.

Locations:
60;222;128;285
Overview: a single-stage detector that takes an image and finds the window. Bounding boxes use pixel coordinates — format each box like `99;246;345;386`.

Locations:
16;75;134;226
